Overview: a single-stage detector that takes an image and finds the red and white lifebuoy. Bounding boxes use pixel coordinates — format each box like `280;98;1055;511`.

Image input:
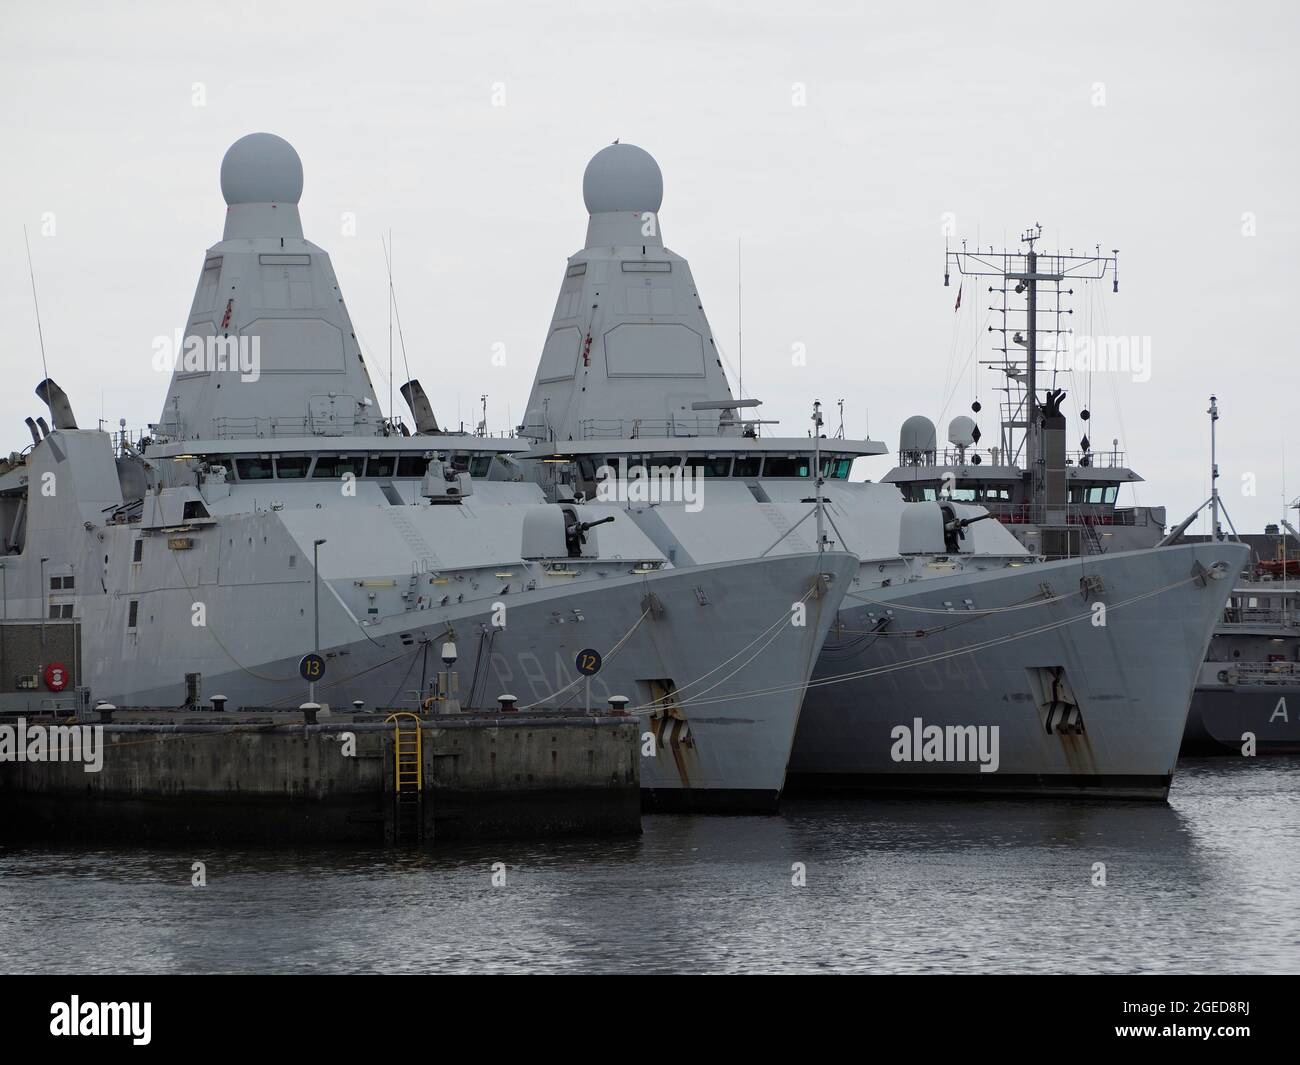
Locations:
43;662;69;692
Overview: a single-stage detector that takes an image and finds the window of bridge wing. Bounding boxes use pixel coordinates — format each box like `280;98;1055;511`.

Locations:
470;455;492;478
820;456;854;480
762;456;811;478
1069;485;1118;504
274;455;311;479
733;454;762;478
234;455;273;481
312;454;363;479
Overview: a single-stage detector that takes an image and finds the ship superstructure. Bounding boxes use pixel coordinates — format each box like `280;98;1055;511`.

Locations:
884;230;1165;558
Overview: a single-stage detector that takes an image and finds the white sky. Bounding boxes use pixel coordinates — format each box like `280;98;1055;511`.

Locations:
2;0;1296;535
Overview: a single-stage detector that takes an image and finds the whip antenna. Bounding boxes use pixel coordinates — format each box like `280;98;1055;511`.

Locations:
24;225;51;391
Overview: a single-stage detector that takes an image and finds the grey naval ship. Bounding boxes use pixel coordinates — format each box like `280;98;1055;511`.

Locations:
0;133;860;812
1181;525;1300;754
517;144;1247;799
888;355;1300;755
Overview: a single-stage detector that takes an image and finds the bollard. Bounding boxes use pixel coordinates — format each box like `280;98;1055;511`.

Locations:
96;701;116;724
607;695;630;716
497;694;518;713
300;701;320;725
210;694;228;713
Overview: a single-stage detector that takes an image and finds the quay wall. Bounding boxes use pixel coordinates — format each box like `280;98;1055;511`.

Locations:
0;714;641;843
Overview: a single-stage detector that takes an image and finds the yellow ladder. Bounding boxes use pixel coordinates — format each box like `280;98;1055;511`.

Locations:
386;712;424;843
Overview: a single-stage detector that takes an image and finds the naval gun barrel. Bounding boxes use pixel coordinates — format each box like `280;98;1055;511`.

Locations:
568;515;616;536
944;511;994;534
563;513;615;559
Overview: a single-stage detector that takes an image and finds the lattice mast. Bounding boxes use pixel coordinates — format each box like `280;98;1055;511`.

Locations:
944;225;1118;510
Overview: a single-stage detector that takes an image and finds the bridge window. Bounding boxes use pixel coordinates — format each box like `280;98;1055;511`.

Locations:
763;457;811;478
395;455;428;478
235;456;273;481
366;455;396;478
691;455;733;477
1070;485;1119;504
313;455;363;478
734;455;762;477
275;455;311;479
820;456;854;479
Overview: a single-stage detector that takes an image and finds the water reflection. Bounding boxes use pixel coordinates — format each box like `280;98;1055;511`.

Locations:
1;758;1297;973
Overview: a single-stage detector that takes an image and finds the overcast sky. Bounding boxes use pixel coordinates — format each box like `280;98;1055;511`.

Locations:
3;0;1296;536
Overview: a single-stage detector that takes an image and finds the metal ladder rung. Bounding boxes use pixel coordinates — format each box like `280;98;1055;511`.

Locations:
385;712;425;845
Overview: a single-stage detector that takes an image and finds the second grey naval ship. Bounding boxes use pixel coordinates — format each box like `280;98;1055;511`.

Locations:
0;133;859;812
887;336;1300;757
516;142;1247;799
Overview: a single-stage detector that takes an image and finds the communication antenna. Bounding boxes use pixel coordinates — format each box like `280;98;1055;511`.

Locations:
387;229;393;421
812;400;825;552
24;225;51;397
1203;395;1241;541
1209;394;1221;540
381;233;413;427
737;237;743;401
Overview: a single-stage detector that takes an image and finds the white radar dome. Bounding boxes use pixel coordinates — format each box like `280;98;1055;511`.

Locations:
220;132;304;206
948;416;977;448
900;415;938;455
582;142;664;214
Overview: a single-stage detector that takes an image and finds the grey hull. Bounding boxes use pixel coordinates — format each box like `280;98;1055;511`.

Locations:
86;550;856;810
788;542;1247;799
1182;686;1300;755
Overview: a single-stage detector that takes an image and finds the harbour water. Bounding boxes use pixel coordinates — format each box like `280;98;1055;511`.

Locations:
2;758;1297;975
